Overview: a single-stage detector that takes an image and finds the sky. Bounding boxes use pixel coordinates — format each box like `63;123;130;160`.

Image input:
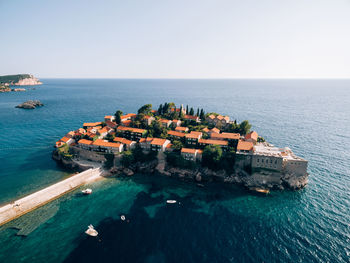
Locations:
1;0;350;78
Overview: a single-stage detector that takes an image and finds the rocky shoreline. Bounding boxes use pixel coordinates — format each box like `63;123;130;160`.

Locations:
54;150;308;191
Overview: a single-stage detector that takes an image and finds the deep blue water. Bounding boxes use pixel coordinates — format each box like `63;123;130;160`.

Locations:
0;79;349;262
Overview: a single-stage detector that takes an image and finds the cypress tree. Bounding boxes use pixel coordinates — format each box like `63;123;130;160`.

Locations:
158;104;163;115
189;107;194;115
196;108;200;116
186;105;189;114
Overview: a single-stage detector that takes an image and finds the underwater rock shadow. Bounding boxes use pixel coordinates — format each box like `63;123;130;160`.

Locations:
63;189;283;263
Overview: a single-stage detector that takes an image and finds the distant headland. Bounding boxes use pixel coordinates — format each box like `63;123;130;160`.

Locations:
53;103;309;192
0;74;42;93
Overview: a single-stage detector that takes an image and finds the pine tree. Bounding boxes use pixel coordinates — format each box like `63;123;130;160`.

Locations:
189;107;194;115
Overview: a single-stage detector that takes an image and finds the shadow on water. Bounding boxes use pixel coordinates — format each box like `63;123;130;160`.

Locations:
63;174;304;263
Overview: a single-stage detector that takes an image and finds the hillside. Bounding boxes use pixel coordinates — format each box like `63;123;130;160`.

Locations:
0;74;42;86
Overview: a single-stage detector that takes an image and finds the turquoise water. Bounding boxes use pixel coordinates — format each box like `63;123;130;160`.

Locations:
0;79;349;262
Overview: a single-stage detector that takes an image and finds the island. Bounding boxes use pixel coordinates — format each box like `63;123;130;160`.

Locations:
0;74;42;93
53;103;309;192
16;100;44;109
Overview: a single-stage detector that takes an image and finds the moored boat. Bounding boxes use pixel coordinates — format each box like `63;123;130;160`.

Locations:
166;200;177;204
82;188;92;195
249;187;270;194
85;224;98;236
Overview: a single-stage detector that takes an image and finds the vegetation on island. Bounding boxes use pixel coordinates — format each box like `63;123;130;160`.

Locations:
0;74;33;85
114;102;252;172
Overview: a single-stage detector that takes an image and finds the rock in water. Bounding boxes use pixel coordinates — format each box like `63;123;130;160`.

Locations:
15;100;43;109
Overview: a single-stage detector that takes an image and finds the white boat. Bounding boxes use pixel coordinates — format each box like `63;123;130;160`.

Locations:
120;215;126;221
166;200;177;204
85;224;98;236
82;188;92;195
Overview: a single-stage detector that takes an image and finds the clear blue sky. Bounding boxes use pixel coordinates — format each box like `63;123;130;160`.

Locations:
1;0;350;78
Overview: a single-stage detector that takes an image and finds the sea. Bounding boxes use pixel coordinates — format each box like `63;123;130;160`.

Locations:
0;79;349;263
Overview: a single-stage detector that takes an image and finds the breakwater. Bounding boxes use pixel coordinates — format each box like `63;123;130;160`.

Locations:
0;168;103;226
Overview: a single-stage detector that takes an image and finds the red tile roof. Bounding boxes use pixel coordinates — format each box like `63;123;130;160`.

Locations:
60;136;71;143
78;139;93;145
93;139;122;148
150;138;168;146
114;137;134;145
245;131;258;141
198;139;228;146
237;140;254;151
83;122;102;127
175;126;189;132
117;126;146;134
168;130;186;137
211;132;240;140
181;148;197;154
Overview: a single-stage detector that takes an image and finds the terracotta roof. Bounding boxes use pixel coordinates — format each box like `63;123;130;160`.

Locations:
60;136;71;143
175;126;189;132
198;139;228;146
117;126;146;133
114;137;134;145
144;115;154;119
197;149;203;154
202;127;210;133
186;133;201;139
166;143;173;148
104;115;113;119
237;140;254;151
93;139;122;148
98;127;109;134
245;131;258;141
78;139;93;145
216;115;224;120
211;132;240;140
121;113;136;120
150;138;168;146
208;114;216;119
121;120;132;126
83;122;102;127
190;131;202;136
168;130;186;137
151;110;157;113
106;120;117;128
139;137;153;143
159;119;171;124
181;148;197;154
210;128;220;134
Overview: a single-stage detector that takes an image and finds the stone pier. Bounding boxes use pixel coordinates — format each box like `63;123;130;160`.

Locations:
0;168;103;226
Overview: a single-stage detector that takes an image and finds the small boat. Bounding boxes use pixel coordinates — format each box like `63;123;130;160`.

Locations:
197;183;205;188
120;215;126;221
166;200;177;204
82;188;92;195
250;187;270;194
85;224;98;236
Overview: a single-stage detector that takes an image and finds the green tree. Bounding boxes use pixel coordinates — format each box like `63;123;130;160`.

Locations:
172;140;183;152
196;108;199;116
114;110;123;124
179;105;184;118
163;102;169;114
121;151;134;167
200;109;205;120
239;120;251;135
189;107;194;115
158;104;163;115
202;145;222;169
186;105;189;114
138;104;152;115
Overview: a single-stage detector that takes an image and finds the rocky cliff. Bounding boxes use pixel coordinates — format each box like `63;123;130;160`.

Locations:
0;74;42;86
109;153;308;191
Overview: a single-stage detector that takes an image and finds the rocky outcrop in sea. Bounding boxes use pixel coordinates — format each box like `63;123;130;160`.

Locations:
15;100;43;109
